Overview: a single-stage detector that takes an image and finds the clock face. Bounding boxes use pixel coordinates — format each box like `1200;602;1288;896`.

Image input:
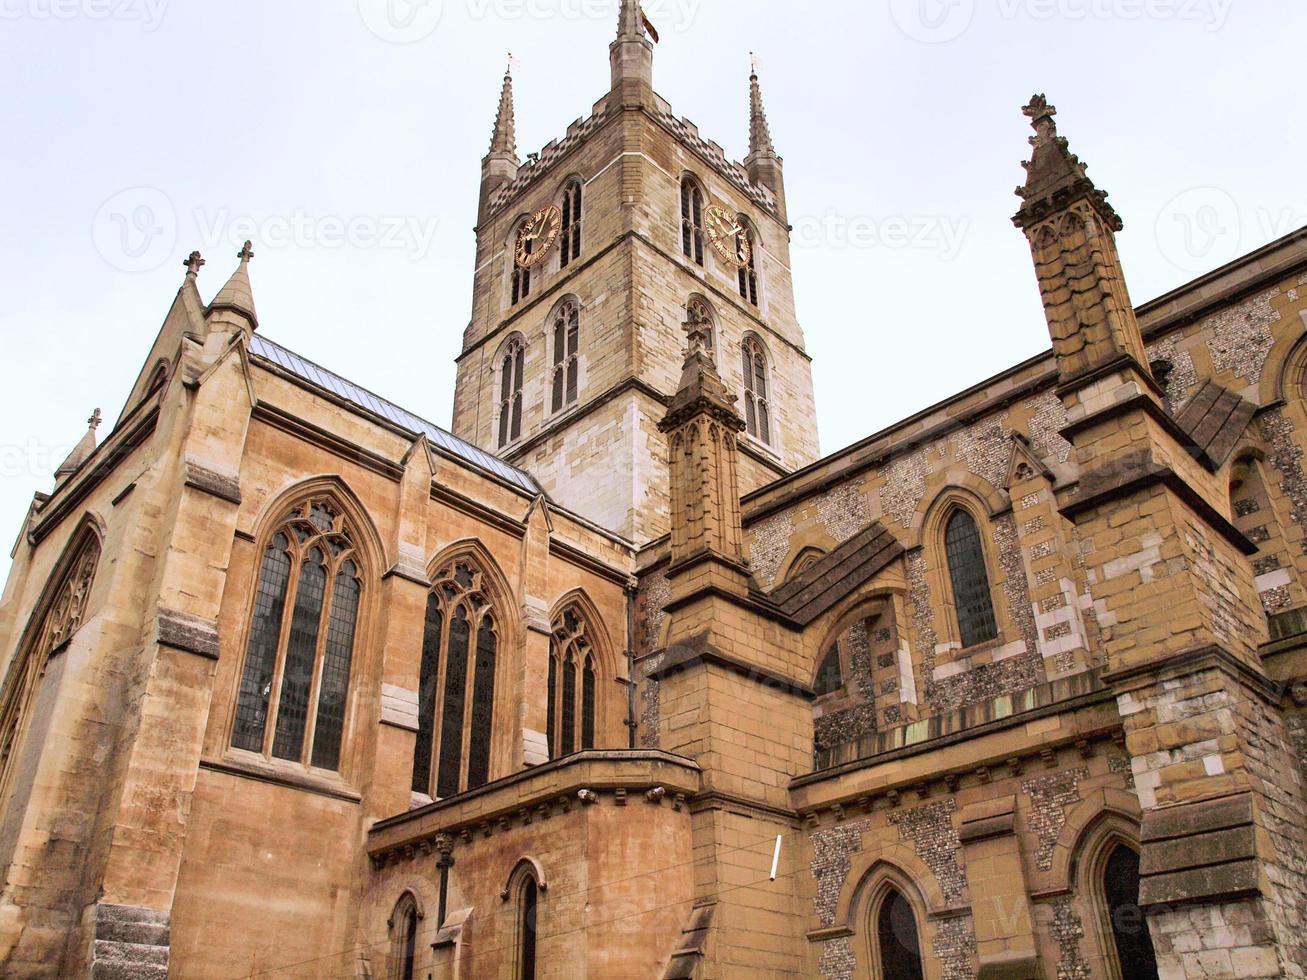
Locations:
704;204;752;269
515;204;563;269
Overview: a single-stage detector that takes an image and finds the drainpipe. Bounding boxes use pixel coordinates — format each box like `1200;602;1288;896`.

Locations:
625;581;638;749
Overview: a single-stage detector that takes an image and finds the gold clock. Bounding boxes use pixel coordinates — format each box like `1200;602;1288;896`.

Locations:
704;204;752;269
515;204;563;269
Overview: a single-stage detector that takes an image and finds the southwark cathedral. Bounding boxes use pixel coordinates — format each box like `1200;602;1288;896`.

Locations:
1;3;1305;977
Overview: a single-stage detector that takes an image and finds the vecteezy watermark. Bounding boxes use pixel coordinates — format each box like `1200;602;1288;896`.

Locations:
91;191;443;271
889;0;976;44
0;0;168;30
92;187;178;274
1154;187;1241;274
0;439;80;481
890;0;1231;43
357;0;445;44
1156;188;1307;275
793;211;971;261
359;0;701;43
193;209;440;260
463;0;700;29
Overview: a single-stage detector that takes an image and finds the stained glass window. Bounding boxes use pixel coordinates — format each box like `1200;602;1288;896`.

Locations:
232;499;364;773
814;644;843;696
944;509;998;649
413;559;501;798
550;604;600;759
411;595;443;794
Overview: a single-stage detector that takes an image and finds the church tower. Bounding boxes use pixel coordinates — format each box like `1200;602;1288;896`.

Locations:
451;1;819;544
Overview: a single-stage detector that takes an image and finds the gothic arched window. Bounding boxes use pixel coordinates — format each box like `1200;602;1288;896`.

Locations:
559;179;583;269
232;499;364;772
518;874;539;980
0;528;100;803
741;336;772;444
874;889;924;980
687;297;715;352
1103;845;1159;980
550;301;580;414
511;219;532;305
737;219;759;306
547;606;598;759
813;643;843;696
681;177;704;266
498;336;525;448
389;893;420;980
411;558;500;798
944;509;998;649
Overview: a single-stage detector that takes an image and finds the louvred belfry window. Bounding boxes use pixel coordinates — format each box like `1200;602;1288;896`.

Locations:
232;499;363;773
551;301;580;413
547;606;598;758
741;336;772;444
681;177;704;265
512;221;532;305
498;337;525;448
410;559;500;798
737;220;759;306
944;509;998;649
560;179;583;268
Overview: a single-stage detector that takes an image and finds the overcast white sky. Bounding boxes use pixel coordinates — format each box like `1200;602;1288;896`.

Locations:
1;0;1303;581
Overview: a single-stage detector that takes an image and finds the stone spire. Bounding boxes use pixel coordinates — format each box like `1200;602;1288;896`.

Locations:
206;241;258;333
748;62;775;157
609;0;652;105
479;63;521;225
54;409;101;487
658;318;747;571
1013;94;1120;233
488;65;517;159
744;60;786;221
1011;95;1147;390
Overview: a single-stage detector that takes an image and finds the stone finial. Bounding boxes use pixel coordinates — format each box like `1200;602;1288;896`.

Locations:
183;250;205;279
1022;93;1058;147
237;240;254;263
54;407;103;485
1013;94;1121;232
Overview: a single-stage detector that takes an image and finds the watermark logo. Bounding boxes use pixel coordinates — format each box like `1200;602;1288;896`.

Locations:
793;211;971;261
890;0;1232;42
91;187;178;274
1154;186;1241;274
358;0;445;44
889;0;976;43
0;0;168;30
193;209;440;260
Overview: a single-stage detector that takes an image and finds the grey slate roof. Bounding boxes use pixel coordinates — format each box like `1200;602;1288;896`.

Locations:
249;334;541;497
1173;379;1257;471
766;521;906;627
